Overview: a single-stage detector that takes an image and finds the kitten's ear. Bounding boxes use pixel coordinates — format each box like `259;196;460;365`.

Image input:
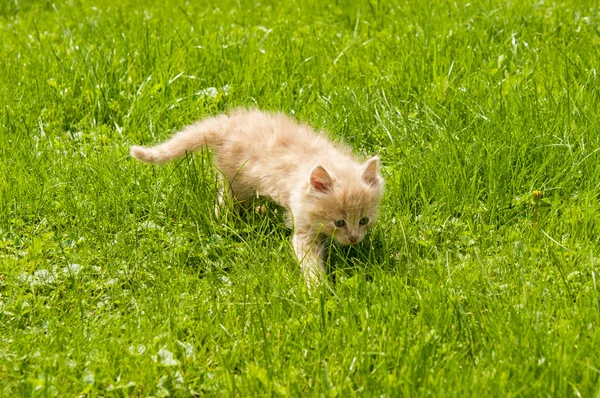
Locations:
361;156;382;187
309;165;334;194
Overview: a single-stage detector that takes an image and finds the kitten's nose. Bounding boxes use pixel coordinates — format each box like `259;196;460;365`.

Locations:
349;236;357;244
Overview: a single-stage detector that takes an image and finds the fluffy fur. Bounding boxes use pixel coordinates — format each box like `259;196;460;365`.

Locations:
130;108;384;286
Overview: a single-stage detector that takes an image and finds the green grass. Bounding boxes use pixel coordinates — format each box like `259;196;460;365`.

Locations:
1;0;600;395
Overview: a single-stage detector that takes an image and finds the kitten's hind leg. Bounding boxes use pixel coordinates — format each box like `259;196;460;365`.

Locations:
215;178;253;218
215;183;228;218
215;177;237;218
292;233;326;288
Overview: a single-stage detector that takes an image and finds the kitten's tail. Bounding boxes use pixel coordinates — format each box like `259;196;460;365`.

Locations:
130;114;229;165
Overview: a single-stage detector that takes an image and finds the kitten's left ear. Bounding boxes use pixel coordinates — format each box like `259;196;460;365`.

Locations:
309;165;334;194
361;156;383;187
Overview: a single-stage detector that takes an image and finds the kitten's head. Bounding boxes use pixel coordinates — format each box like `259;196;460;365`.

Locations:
307;156;384;246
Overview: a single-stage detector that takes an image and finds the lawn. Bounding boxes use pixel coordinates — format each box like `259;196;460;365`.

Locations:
1;0;600;395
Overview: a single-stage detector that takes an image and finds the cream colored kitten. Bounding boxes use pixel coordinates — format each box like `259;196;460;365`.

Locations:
130;108;384;286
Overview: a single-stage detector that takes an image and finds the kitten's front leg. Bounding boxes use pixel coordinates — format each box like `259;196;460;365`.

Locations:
292;232;326;287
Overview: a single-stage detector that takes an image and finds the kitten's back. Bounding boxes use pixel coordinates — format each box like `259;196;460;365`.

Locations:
218;109;354;172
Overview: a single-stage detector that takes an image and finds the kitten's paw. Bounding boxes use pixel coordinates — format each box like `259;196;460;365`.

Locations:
255;204;267;214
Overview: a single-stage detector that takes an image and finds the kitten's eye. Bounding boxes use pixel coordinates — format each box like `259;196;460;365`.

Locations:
334;220;346;228
359;217;369;225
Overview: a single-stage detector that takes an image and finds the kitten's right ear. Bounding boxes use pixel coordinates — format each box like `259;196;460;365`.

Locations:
361;156;383;188
309;165;333;194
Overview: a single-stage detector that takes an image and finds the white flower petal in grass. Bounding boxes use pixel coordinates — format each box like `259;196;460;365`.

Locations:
62;263;82;276
18;273;30;284
104;278;119;287
156;375;170;397
108;381;136;391
177;340;194;359
538;357;546;366
129;344;147;356
73;131;83;140
173;371;184;389
82;370;95;385
197;87;218;98
218;275;233;296
157;347;179;367
30;269;56;286
140;221;161;230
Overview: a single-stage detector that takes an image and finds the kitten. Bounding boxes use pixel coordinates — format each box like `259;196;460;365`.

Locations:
130;108;384;286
